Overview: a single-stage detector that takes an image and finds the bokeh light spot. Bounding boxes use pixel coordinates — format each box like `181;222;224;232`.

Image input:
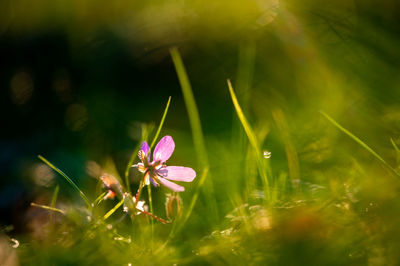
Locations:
10;70;34;106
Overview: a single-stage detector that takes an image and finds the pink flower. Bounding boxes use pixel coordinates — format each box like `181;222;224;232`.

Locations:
133;136;196;192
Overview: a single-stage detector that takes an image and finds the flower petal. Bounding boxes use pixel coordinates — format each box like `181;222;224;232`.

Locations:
158;177;185;192
140;142;150;156
153;136;175;163
157;166;196;182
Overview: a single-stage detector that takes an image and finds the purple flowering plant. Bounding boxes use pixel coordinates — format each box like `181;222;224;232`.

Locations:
133;135;196;192
34;96;197;229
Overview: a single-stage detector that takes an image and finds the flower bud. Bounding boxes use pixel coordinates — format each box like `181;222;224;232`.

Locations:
165;193;182;220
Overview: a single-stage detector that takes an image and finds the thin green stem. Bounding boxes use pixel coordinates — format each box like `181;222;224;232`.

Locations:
150;96;172;149
135;174;146;203
147;96;171;240
147;184;154;246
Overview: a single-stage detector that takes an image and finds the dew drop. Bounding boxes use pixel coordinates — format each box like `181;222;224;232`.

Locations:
263;151;272;159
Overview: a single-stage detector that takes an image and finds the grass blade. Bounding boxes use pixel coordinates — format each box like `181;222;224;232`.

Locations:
170;47;208;166
103;198;124;221
390;138;400;166
227;80;271;200
49;185;60;224
50;185;59;208
38;155;91;208
170;47;219;223
272;108;300;184
31;202;65;215
150;96;172;149
320;111;400;177
92;191;107;206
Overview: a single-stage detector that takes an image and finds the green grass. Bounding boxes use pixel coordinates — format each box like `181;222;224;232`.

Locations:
8;2;400;265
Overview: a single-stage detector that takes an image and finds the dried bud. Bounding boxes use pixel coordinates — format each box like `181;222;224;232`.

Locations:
100;174;123;199
165;193;182;220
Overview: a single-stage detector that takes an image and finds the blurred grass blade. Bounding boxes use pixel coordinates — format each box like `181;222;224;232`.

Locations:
38;155;91;208
31;202;65;215
103;198;124;221
92;191;107;206
150;96;171;149
170;47;208;166
170;47;219;221
321;111;400;177
50;185;59;208
49;185;60;223
272;109;300;184
390;138;400;166
227;80;270;200
391;138;400;154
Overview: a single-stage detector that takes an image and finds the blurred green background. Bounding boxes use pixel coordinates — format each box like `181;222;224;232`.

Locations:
1;0;400;265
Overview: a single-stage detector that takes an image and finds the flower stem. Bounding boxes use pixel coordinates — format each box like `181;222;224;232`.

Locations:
147;184;154;246
135;173;147;203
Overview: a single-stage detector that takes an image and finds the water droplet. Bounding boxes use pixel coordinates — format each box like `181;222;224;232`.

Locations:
263;151;272;159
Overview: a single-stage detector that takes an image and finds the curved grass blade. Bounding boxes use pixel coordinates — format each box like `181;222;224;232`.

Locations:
38;155;91;208
320;111;400;177
227;80;270;200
